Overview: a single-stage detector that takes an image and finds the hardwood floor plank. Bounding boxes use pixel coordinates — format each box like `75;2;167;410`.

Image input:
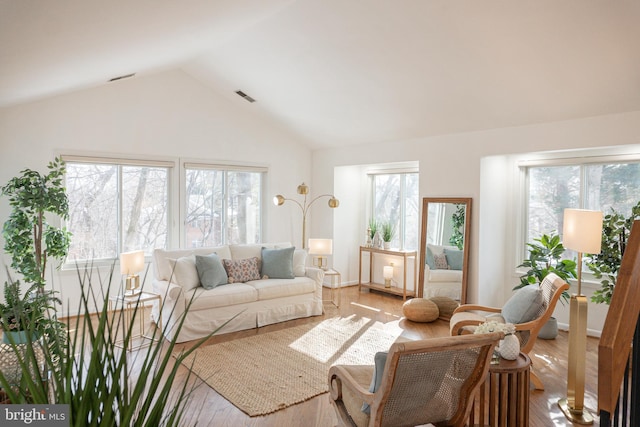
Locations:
140;286;599;426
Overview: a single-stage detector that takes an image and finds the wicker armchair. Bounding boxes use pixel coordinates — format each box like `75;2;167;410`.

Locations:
328;333;502;427
449;272;569;390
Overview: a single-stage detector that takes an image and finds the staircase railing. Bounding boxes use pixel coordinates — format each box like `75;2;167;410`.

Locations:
598;220;640;425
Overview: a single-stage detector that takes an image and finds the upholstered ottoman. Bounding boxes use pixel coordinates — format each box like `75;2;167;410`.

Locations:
402;298;439;322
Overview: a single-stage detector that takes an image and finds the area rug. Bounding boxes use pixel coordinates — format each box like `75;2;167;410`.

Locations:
179;315;403;416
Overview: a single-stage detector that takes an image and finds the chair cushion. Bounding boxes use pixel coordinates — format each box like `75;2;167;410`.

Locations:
261;247;295;279
195;253;228;290
361;351;388;414
502;284;544;324
403;298;439;322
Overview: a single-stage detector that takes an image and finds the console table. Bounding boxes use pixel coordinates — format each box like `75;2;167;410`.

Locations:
468;352;531;427
358;246;417;300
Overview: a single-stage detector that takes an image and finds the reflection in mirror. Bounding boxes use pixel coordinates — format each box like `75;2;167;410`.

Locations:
418;197;471;304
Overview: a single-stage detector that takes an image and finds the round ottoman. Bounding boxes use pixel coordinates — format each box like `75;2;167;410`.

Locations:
428;296;460;321
402;298;439;323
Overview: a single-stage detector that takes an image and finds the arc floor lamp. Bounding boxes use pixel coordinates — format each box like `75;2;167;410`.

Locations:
273;183;339;249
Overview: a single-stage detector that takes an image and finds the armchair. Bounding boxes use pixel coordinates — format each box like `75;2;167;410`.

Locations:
449;272;569;390
328;333;502;427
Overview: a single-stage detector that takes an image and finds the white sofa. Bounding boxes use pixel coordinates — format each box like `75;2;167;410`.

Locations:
150;243;324;342
423;244;463;300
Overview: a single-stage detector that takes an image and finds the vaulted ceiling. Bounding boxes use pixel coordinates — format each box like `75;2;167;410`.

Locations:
2;0;640;149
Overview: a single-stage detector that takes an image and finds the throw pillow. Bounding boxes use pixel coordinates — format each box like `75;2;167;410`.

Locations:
223;257;261;283
361;351;388;414
502;284;544;324
195;253;228;290
433;253;449;270
443;248;463;270
261;247;295;279
168;255;200;292
293;249;307;277
425;247;436;269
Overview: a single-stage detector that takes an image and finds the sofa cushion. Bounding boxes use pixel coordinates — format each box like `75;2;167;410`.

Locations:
293;249;307;277
196;253;228;289
261;247;295;279
188;283;258;310
248;277;316;300
168;255;200;292
427;269;463;282
229;242;292;262
154;246;231;281
223;257;261;283
502;284;544;324
443;248;463;270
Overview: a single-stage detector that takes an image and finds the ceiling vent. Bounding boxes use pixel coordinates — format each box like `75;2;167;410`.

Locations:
235;90;256;103
108;73;136;82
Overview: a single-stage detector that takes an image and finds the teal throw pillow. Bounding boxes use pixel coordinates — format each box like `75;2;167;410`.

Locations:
425;247;435;269
443;248;464;270
261;247;295;279
502;284;544;324
195;253;228;290
361;351;388;414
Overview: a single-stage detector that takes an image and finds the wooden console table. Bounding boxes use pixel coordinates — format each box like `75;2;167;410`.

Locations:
468;352;531;427
358;246;417;300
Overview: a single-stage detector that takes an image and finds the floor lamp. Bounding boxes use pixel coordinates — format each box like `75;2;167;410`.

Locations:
558;208;603;425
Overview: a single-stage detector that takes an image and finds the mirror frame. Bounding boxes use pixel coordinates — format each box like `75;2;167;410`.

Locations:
418;197;472;304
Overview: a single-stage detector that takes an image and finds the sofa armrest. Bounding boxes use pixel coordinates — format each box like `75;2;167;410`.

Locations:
152;279;183;301
305;267;325;286
151;279;186;338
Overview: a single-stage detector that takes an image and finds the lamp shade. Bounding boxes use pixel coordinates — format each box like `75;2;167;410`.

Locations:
120;250;145;275
383;265;394;280
563;209;603;254
308;238;333;255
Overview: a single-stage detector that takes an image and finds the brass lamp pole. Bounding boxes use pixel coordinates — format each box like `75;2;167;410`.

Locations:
273;183;339;249
558;208;603;425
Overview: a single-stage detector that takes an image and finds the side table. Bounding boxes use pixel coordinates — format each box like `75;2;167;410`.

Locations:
109;291;162;351
323;269;342;307
468;352;531;427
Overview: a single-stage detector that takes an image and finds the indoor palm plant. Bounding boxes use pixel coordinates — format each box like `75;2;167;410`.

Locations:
381;221;395;249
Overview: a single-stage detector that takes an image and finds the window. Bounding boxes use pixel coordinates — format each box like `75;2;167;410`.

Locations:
65;159;170;261
184;165;263;248
525;159;640;246
370;172;419;250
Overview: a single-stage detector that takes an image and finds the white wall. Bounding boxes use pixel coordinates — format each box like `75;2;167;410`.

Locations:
0;69;312;314
311;110;640;335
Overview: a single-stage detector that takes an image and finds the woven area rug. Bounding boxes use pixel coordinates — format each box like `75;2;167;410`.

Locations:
179;315;403;416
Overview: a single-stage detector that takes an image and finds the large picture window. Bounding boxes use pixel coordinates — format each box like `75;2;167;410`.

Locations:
65;159;170;261
184;165;263;247
525;159;640;248
370;172;419;250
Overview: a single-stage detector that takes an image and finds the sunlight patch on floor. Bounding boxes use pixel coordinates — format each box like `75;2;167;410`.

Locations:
288;315;402;364
349;301;381;313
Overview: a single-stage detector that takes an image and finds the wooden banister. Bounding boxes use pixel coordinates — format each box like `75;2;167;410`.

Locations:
598;220;640;414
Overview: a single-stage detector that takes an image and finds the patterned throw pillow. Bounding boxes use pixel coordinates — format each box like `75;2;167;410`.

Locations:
433;253;449;270
223;257;261;283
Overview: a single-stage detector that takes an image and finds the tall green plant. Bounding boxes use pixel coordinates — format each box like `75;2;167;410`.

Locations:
381;221;395;243
1;156;72;286
516;233;576;302
449;204;466;250
0;263;227;426
587;202;640;305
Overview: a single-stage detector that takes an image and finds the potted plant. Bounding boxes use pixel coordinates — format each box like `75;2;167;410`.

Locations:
587;201;640;305
381;221;395;250
1;157;71;350
516;232;577;339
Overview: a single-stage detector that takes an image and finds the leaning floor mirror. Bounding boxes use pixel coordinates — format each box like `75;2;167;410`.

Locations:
418;197;471;303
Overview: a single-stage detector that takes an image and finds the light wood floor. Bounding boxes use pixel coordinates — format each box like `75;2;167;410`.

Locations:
150;286;600;427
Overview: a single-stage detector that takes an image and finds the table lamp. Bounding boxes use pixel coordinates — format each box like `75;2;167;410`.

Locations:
308;238;332;270
558;208;602;425
120;250;145;295
383;263;394;288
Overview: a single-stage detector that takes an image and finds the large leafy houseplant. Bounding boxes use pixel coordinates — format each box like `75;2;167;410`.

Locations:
516;232;577;302
449;204;466;250
1;156;72;286
587;201;640;305
0;279;60;340
0;263;227;426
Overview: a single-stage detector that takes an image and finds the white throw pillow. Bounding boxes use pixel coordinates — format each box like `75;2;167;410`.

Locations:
293;249;307;277
167;254;200;292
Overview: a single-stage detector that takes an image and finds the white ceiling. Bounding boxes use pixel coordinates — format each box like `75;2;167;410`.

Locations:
2;0;640;149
